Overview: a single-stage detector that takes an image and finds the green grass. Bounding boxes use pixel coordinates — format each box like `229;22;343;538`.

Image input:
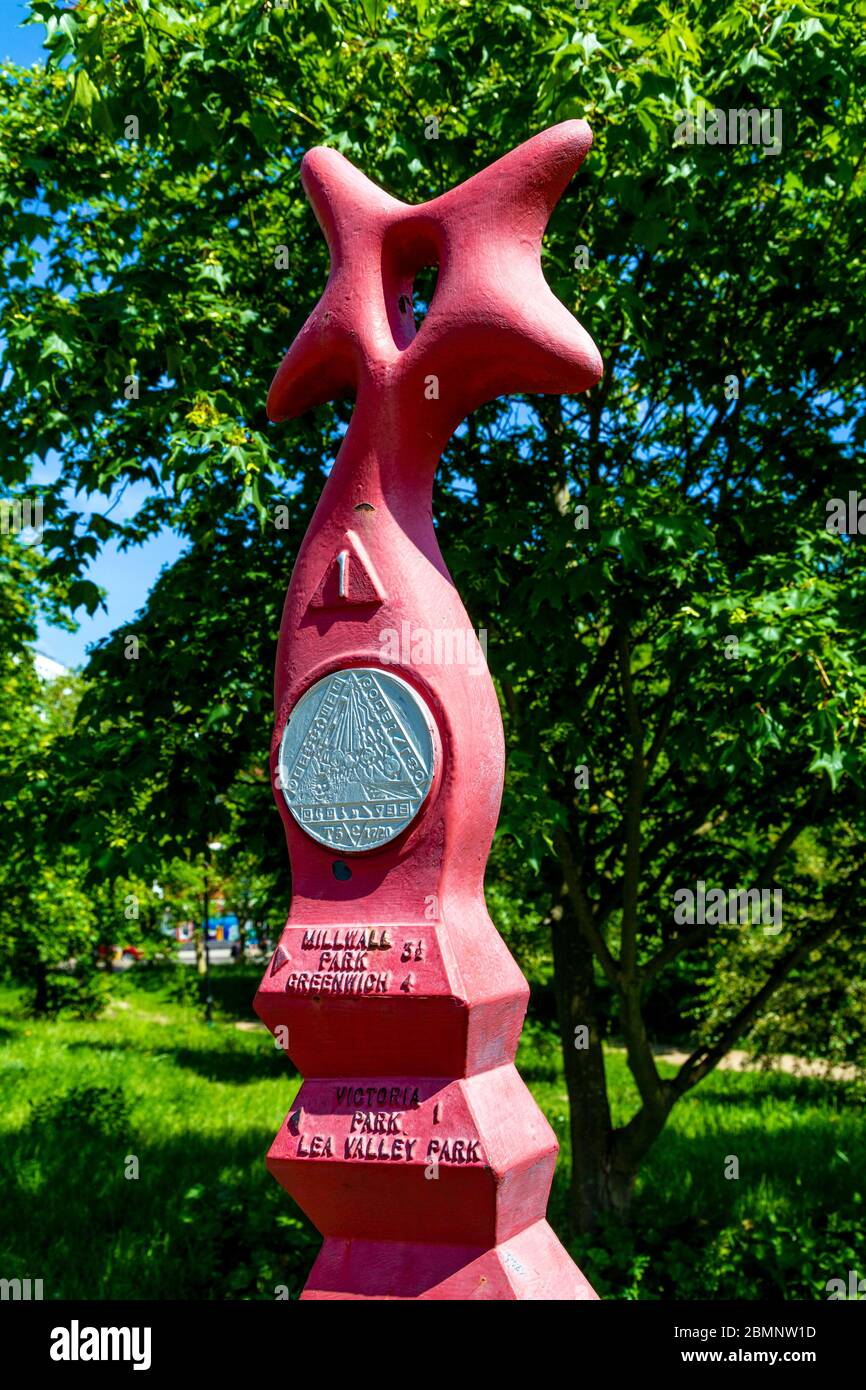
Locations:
0;970;862;1299
518;1020;865;1299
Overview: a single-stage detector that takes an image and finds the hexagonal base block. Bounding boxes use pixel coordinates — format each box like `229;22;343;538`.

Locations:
266;1066;559;1246
300;1220;598;1300
254;923;528;1077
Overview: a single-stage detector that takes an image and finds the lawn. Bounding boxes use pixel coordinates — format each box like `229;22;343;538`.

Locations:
0;968;861;1300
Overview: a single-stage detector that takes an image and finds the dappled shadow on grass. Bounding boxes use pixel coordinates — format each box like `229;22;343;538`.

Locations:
548;1110;864;1300
684;1066;859;1113
171;1046;290;1086
637;1115;863;1224
113;961;266;1023
0;1085;317;1299
62;1037;291;1085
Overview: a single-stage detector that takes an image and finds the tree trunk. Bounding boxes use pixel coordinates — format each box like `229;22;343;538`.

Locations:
551;899;616;1232
257;920;269;957
33;957;49;1016
194;926;206;976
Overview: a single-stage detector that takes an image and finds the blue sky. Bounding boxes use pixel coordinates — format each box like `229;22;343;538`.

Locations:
4;3;185;670
2;3;43;69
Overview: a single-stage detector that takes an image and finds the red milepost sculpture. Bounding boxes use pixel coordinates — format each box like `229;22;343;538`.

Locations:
255;121;603;1300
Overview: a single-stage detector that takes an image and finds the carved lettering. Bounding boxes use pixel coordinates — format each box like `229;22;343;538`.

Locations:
319;950;370;971
285;970;391;994
350;1110;403;1134
344;1136;418;1161
296;1134;334;1158
301;927;393;951
425;1138;482;1164
335;1085;421;1108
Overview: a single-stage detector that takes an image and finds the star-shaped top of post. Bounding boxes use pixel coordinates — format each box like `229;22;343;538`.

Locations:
267;120;603;441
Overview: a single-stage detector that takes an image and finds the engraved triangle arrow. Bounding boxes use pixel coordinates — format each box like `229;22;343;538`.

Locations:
270;944;290;975
309;529;385;610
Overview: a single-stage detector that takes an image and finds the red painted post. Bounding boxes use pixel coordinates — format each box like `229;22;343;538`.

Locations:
255;122;602;1299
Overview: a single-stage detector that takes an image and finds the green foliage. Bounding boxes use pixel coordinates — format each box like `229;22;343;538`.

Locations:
0;547;103;1010
29;1083;130;1139
485;874;553;986
39;954;111;1020
692;874;866;1084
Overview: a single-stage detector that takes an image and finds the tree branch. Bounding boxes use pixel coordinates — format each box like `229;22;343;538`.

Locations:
671;914;844;1098
553;824;620;988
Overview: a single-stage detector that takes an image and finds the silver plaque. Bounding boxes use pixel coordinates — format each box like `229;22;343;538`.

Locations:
278;667;436;853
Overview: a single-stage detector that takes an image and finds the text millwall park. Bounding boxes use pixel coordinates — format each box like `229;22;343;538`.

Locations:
255;120;604;1300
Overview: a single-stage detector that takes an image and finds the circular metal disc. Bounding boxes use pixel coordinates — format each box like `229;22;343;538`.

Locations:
278;667;436;853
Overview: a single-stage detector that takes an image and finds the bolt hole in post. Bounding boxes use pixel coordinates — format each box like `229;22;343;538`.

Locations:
332;860;352;881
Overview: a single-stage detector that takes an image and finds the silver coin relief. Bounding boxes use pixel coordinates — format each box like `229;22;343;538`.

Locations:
278;667;436;852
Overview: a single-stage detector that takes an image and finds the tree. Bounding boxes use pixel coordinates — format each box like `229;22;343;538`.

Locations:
2;0;864;1227
218;847;282;961
0;529;100;1012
